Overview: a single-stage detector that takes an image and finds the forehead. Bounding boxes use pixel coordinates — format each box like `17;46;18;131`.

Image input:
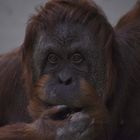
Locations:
41;23;94;49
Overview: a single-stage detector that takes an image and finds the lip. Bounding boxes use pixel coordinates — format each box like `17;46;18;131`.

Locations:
45;104;83;120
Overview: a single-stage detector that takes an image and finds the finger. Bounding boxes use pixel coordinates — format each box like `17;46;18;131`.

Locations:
42;105;67;118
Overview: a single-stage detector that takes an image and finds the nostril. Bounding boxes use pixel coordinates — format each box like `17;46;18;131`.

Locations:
65;78;72;85
58;77;72;85
58;71;73;85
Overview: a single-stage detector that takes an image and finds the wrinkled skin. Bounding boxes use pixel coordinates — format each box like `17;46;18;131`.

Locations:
34;105;109;140
0;0;140;140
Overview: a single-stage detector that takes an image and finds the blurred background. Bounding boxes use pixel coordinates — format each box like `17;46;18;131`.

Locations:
0;0;137;53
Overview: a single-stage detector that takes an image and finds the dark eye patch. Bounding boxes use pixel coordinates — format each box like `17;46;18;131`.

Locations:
47;53;59;64
71;53;84;64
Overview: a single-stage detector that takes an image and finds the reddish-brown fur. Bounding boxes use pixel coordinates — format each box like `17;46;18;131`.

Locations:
115;1;140;29
0;0;140;140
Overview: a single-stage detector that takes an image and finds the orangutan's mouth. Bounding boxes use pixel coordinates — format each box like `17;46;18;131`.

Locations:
50;107;82;120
